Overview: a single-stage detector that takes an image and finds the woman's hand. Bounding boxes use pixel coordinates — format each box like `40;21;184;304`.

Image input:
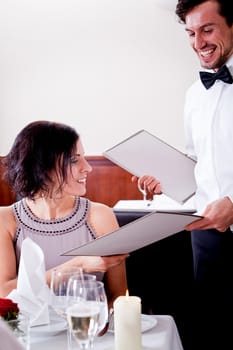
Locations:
80;254;129;273
47;254;128;286
60;254;128;274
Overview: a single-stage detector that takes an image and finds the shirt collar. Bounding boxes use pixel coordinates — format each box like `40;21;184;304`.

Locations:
225;54;233;75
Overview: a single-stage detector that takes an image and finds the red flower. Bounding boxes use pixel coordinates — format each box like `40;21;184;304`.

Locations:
0;298;19;321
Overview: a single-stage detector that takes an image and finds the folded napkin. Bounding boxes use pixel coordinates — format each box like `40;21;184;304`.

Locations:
8;237;50;326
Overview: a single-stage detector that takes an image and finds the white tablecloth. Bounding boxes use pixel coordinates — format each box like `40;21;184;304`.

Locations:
30;315;184;350
0;319;25;350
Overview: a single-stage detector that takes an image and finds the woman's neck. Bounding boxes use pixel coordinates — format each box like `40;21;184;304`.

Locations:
25;195;77;220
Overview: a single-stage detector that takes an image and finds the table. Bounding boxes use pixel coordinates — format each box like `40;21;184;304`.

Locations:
30;315;184;350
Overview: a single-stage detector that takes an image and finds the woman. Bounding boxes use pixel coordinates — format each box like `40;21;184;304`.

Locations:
0;120;127;306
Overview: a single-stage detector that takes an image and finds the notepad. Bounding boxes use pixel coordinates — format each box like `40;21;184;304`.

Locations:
61;211;201;256
103;130;196;204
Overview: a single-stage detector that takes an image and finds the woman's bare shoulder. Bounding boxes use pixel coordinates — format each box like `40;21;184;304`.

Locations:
88;201;119;237
0;205;17;229
90;201;113;214
0;205;14;215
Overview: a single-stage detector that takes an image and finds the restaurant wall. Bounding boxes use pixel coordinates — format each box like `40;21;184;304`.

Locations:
0;0;199;157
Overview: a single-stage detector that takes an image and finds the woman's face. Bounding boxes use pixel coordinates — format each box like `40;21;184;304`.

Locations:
60;139;92;197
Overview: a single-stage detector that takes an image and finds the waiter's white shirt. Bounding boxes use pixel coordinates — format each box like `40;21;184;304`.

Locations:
184;54;233;228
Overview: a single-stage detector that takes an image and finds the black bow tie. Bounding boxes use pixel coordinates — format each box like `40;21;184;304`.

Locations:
199;65;233;89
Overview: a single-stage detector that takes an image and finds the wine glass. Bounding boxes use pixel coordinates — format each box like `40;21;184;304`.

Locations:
66;279;108;349
50;267;85;319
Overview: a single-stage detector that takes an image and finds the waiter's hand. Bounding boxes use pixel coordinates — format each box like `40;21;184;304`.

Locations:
185;197;233;232
131;175;162;195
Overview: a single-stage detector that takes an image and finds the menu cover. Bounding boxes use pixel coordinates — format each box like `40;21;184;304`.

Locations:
103;130;196;204
62;211;201;256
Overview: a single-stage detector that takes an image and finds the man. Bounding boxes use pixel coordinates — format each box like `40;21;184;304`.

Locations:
137;1;233;349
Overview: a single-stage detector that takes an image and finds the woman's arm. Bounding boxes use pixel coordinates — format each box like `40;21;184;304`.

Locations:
0;207;18;297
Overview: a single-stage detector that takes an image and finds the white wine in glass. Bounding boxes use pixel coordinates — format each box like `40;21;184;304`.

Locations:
66;280;108;349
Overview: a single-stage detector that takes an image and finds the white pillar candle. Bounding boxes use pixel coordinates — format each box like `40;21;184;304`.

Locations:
113;294;142;350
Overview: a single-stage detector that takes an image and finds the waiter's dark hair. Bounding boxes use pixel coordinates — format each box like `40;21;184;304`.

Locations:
176;0;233;26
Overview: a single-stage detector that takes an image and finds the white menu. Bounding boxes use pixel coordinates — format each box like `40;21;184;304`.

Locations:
103;130;196;204
62;211;201;256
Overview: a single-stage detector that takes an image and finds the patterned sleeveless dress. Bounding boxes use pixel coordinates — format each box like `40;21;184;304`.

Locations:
13;196;100;273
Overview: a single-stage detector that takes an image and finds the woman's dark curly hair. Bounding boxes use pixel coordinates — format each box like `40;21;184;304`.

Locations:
3;120;79;199
176;0;233;26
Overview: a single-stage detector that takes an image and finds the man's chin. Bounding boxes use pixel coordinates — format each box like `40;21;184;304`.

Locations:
200;60;213;70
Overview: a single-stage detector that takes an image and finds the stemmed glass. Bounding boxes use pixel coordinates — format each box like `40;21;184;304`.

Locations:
66;279;108;349
50;267;96;319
